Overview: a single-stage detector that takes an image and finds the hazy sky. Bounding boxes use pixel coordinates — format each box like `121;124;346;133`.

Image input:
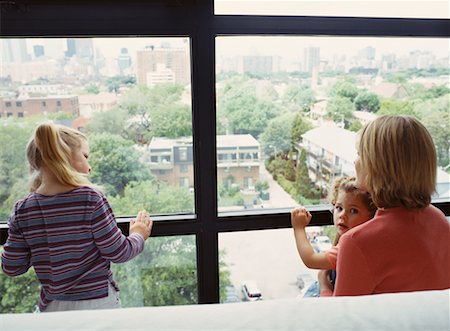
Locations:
215;1;449;19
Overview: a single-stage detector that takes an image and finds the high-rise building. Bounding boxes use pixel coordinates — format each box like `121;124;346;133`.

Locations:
242;55;280;75
1;39;29;63
33;45;45;58
358;46;376;61
65;38;94;60
118;48;132;74
136;45;189;86
304;46;320;73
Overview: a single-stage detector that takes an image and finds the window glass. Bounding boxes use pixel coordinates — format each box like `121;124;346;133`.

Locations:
216;36;450;212
0;37;194;223
219;227;337;302
215;0;449;19
0;235;199;312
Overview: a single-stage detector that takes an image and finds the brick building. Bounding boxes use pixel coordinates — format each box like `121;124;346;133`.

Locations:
0;95;79;119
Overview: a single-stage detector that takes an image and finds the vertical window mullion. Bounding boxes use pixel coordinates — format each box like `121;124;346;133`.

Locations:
191;1;220;304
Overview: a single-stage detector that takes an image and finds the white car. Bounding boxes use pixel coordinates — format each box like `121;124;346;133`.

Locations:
311;235;332;252
241;280;262;301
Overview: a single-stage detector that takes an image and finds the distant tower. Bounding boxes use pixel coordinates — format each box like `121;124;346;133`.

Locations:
118;48;132;74
359;46;376;61
136;45;189;85
65;38;93;60
66;38;76;57
1;39;29;63
304;46;320;74
33;45;45;58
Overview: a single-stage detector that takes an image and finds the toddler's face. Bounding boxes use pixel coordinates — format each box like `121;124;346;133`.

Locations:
71;140;91;175
333;190;372;236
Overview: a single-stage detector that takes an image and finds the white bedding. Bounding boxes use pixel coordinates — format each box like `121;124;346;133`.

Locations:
1;289;449;331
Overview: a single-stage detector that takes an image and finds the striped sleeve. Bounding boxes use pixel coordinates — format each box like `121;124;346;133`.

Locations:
1;207;32;276
91;194;144;263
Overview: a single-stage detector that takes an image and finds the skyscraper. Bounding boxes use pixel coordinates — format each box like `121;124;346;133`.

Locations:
136;45;189;85
1;39;29;63
33;45;45;58
304;46;320;74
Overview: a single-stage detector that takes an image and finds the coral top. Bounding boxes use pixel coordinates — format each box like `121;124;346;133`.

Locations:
334;205;450;296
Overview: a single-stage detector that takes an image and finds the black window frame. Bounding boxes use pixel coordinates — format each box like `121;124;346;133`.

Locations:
1;0;449;305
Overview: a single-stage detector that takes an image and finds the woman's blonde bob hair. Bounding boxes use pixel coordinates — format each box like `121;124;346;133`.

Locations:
357;115;436;209
26;121;92;192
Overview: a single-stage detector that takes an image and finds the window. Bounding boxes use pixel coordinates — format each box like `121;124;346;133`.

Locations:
5;101;11;107
179;147;188;161
15;101;22;107
180;164;189;173
17;112;24;118
214;0;449;18
0;0;448;314
41;101;47;107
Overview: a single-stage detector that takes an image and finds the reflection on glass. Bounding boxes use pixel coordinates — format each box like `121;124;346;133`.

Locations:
0;37;194;222
219;226;336;303
215;0;449;19
216;36;450;212
0;235;198;313
111;235;198;307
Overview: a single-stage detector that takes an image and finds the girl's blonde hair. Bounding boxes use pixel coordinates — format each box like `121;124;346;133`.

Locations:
27;122;92;192
357;115;436;209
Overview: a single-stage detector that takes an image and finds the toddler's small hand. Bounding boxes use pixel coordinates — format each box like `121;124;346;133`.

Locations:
291;206;312;229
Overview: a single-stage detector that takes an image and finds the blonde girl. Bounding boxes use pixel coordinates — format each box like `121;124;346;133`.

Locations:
2;122;153;312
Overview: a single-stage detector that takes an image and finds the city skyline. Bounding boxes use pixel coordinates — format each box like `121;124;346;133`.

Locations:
1;36;447;64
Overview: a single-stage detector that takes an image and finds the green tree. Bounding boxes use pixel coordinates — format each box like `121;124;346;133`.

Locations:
282;85;315;112
0;257;40;313
112;236;232;307
151;104;192;138
260;113;295;157
328;78;359;102
86;106;128;137
117;83;189;144
326;96;355;126
108;180;194;216
85;83;100;94
295;149;312;199
422;111;450;167
0;120;34;222
291;113;313;147
378;99;417;117
89;133;153;197
218;76;279;137
354;91;380;113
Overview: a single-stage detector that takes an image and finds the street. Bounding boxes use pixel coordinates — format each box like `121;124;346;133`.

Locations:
219;162;318;301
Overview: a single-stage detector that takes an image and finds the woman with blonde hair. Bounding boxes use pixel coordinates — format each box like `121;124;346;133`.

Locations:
2;122;153;312
320;115;450;296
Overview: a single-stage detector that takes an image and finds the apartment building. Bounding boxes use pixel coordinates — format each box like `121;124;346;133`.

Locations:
0;95;79;118
298;123;357;189
147;134;260;190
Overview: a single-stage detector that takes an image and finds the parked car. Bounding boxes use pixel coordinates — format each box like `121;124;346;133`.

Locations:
241;280;262;301
311;235;332;253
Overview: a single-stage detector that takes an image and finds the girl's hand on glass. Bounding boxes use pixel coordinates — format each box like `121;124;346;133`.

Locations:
129;210;153;241
291;207;312;229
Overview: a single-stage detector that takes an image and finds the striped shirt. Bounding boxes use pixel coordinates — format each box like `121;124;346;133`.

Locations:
1;186;144;311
